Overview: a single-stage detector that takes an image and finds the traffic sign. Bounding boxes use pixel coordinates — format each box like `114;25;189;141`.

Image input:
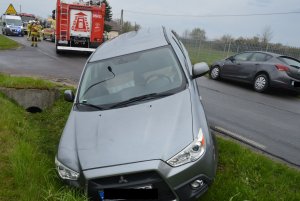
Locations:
5;4;17;15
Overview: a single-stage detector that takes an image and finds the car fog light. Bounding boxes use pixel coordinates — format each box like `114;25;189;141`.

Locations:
190;179;204;189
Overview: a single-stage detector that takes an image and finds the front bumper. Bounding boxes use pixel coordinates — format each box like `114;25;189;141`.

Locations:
79;146;216;201
4;28;23;36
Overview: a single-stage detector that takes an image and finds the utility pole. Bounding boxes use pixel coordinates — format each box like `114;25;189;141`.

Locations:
120;9;123;33
19;4;22;13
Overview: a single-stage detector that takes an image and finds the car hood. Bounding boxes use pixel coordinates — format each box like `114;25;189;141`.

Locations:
73;90;193;170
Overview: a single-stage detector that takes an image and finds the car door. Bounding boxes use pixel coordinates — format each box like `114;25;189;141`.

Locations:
246;53;272;81
221;52;253;79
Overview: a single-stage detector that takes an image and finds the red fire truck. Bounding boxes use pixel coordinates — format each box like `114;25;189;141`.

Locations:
55;0;105;53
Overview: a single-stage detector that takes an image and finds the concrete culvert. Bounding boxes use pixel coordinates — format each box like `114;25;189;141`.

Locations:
0;87;60;112
26;107;42;113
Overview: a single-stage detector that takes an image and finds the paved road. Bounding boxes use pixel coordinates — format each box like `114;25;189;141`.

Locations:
0;35;89;83
198;78;300;166
1;35;300;166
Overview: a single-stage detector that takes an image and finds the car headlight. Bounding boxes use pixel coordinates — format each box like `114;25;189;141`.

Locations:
55;157;80;180
167;128;206;167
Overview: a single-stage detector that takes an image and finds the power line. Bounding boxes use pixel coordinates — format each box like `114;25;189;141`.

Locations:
124;10;300;18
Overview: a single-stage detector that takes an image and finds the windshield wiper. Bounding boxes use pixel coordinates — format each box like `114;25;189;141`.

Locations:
81;66;115;97
75;102;104;111
109;92;173;109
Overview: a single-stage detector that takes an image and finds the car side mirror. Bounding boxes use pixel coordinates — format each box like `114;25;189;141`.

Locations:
64;90;75;102
230;57;236;63
192;62;209;79
226;56;234;62
3;22;6;26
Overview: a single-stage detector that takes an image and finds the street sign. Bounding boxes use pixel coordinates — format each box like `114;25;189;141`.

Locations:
5;4;17;15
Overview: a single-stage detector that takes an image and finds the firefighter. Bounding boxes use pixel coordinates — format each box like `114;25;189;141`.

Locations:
36;21;43;41
30;21;39;47
27;21;33;41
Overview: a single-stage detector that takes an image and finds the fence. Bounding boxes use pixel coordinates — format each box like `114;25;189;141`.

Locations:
180;38;300;65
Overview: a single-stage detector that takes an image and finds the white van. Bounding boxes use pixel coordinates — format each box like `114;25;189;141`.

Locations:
1;15;24;36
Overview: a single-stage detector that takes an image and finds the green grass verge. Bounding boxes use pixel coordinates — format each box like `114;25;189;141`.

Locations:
0;76;299;201
0;35;20;50
0;73;57;89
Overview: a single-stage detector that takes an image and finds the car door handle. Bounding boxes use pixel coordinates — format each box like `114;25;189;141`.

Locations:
255;63;260;66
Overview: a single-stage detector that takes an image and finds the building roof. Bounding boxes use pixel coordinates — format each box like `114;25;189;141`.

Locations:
90;27;169;62
105;20;120;32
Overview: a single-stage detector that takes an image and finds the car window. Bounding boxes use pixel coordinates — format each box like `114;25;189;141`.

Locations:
234;53;253;61
78;46;186;106
278;56;300;69
249;53;272;62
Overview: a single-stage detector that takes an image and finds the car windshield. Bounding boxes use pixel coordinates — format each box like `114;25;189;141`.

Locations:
20;16;35;22
278;56;300;69
6;19;22;26
78;46;186;108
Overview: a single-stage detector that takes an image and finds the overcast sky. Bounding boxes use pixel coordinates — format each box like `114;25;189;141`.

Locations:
1;0;300;46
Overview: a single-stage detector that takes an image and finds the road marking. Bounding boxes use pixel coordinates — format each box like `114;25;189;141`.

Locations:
213;126;266;150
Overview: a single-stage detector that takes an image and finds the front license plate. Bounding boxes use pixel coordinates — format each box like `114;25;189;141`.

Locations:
99;188;158;201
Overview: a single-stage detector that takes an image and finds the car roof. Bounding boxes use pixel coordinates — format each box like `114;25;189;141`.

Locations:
238;51;283;58
90;27;169;62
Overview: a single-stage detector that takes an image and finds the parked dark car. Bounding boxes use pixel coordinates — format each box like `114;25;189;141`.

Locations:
56;27;217;201
210;51;300;93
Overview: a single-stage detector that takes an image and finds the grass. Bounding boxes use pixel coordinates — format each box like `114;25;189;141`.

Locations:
0;75;299;201
0;35;20;50
0;73;57;89
200;137;300;201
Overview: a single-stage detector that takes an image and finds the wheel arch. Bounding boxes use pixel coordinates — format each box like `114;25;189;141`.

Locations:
254;71;270;82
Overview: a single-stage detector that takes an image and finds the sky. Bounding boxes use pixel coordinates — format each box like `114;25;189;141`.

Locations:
1;0;300;46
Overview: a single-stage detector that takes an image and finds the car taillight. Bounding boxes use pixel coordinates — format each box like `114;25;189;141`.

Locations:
275;64;289;71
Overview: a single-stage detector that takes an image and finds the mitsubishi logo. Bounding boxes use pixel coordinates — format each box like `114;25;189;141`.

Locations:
118;176;128;184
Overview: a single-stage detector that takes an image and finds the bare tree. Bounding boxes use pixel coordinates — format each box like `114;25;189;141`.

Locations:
261;26;273;44
182;29;190;38
121;21;140;33
189;28;206;41
219;34;234;43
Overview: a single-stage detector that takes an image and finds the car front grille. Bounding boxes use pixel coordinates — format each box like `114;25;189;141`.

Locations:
87;171;176;201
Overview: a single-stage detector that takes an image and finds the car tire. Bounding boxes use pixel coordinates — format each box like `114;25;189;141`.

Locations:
210;66;220;80
254;74;269;92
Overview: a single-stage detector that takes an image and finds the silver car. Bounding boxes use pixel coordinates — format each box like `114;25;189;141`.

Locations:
56;27;217;201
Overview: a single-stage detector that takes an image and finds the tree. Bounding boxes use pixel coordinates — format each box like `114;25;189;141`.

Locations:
182;29;190;38
189;28;206;41
219;34;234;43
99;0;113;32
260;26;273;44
121;21;140;33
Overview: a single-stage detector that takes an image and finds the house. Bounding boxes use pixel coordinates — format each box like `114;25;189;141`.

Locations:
105;20;120;40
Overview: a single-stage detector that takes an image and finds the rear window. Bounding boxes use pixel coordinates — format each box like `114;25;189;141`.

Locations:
278;57;300;69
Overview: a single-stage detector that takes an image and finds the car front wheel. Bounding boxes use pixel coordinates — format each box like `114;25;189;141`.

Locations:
254;74;269;92
210;66;220;80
